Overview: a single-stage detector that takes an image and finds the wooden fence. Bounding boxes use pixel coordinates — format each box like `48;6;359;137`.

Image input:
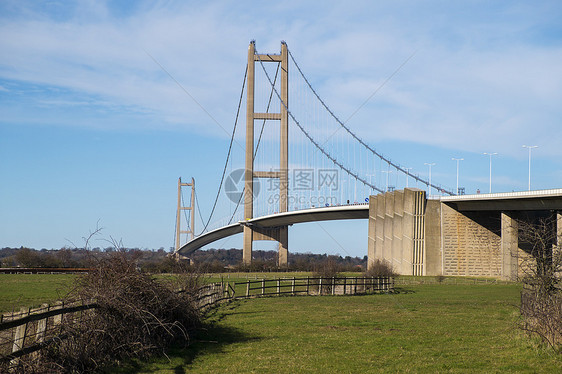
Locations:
0;276;392;366
232;276;394;298
0;268;90;274
0;301;97;367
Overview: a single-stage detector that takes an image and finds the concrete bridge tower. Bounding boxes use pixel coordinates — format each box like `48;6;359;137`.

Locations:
243;41;289;267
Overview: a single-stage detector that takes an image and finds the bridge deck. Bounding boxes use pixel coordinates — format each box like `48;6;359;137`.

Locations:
178;204;369;255
178;189;562;256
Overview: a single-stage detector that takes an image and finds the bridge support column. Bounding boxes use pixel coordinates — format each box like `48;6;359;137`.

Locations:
557;212;562;247
243;41;290;268
243;226;253;265
278;226;288;267
368;188;426;275
501;212;519;281
552;211;562;277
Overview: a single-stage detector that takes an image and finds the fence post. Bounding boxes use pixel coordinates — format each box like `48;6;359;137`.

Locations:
354;277;357;294
11;307;30;367
306;277;310;295
276;279;280;295
53;301;64;328
331;277;335;296
35;303;49;344
319;277;323;295
246;280;250;297
30;303;50;360
291;277;295;295
262;279;265;295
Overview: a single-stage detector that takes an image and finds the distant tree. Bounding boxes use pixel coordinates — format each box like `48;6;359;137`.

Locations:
15;247;44;267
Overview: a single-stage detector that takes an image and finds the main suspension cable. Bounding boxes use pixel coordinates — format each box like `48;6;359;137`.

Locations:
197;65;248;235
255;47;384;194
287;48;453;195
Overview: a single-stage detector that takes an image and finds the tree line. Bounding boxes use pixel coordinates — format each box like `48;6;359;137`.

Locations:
0;246;367;273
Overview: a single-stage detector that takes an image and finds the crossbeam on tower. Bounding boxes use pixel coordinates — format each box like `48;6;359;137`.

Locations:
244;41;289;267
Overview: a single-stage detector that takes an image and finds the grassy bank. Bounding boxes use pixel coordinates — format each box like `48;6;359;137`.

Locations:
119;283;562;373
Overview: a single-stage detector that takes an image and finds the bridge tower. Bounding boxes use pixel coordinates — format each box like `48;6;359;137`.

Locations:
175;177;195;251
243;41;289;267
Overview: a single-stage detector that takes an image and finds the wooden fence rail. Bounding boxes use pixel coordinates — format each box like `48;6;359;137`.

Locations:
232;276;394;298
0;276;393;366
0;300;96;366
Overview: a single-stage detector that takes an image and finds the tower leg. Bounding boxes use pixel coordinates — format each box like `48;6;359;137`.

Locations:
243;226;253;265
278;226;288;267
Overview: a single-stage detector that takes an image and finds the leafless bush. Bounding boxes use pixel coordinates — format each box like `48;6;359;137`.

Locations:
364;259;396;278
518;216;562;351
521;288;562;350
311;257;341;294
435;274;446;284
13;250;202;373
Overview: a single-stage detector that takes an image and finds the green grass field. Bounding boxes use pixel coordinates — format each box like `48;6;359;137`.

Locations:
3;274;562;372
0;274;76;313
116;283;562;373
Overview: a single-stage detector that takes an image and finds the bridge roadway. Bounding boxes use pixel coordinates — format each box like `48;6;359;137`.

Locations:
177;188;562;257
178;204;369;256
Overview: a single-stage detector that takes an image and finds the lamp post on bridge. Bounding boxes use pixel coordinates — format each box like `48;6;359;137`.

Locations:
367;173;376;194
381;170;392;192
483;152;497;193
451;158;464;195
404;167;413;188
424;163;435;195
522;145;538;191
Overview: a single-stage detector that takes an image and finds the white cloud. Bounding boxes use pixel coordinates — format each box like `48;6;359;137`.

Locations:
0;0;561;157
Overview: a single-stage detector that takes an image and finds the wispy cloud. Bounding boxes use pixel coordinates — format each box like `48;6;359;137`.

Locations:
1;0;561;157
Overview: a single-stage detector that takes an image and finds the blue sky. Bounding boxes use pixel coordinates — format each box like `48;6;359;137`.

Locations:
1;1;561;257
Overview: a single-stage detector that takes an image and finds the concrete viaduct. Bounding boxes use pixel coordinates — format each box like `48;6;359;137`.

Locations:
368;188;562;280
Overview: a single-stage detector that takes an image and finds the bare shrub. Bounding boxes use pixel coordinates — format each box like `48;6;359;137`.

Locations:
364;259;396;278
518;216;562;351
18;250;202;373
521;289;562;350
311;257;341;295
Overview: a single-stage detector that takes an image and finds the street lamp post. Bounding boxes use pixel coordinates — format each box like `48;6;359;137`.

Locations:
522;145;538;191
381;170;392;192
366;173;375;193
483;152;498;193
424;163;436;195
404;167;413;188
452;158;464;195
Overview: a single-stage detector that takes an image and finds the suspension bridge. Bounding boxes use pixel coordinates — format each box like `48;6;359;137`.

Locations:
174;41;454;267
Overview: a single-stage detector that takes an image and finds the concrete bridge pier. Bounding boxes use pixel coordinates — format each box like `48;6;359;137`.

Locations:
500;212;519;281
367;188;427;276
